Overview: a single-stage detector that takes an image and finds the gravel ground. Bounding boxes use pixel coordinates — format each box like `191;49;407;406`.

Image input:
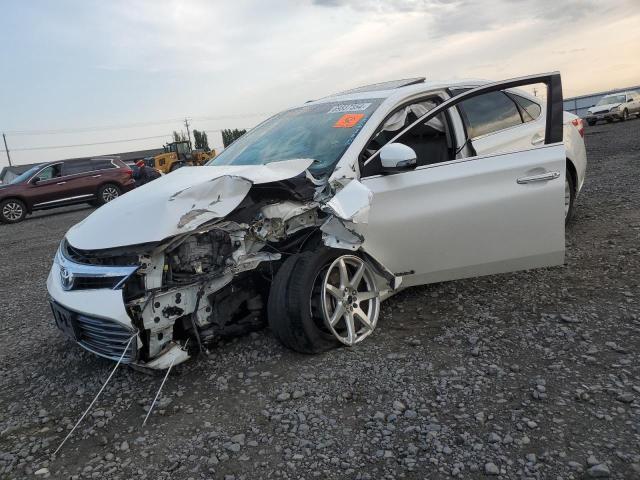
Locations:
1;119;639;480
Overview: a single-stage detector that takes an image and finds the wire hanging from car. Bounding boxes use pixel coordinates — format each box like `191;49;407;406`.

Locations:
142;339;189;427
53;335;135;455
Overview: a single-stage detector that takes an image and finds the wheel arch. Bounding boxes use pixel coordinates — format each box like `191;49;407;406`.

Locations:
0;195;32;213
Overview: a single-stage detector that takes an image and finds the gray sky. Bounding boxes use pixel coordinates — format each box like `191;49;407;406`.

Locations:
1;0;638;166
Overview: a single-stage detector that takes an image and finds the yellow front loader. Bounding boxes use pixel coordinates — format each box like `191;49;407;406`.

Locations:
145;141;216;174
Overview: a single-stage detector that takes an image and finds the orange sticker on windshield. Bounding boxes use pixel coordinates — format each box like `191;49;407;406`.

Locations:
333;113;365;128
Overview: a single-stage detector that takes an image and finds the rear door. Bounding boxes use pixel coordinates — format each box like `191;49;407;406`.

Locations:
62;159;114;199
361;73;566;287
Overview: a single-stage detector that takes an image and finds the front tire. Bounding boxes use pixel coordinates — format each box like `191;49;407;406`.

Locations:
268;248;381;353
0;199;27;224
96;183;120;205
620;109;629;122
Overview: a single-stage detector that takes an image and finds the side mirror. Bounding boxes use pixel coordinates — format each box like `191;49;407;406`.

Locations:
32;176;42;184
379;143;417;174
590;104;595;108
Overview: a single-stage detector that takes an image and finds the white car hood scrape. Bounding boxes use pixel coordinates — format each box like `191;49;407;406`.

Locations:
66;159;315;250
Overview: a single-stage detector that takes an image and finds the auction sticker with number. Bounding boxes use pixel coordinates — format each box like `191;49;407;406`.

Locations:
327;103;372;114
333;113;365;128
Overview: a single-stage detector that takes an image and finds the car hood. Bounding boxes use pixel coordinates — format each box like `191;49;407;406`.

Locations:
66;159;315;250
590;103;621;112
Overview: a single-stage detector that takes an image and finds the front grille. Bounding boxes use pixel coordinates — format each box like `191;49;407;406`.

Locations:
76;314;137;363
51;301;137;363
63;240;138;266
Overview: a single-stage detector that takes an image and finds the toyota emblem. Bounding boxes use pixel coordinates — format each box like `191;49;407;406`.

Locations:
60;266;74;290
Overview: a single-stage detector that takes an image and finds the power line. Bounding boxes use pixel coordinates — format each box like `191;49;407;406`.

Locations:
6;134;171;152
5;119;185;136
4;112;272;136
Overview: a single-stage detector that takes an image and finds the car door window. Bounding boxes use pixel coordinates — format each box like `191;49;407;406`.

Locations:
456;91;523;138
361;97;454;176
37;164;62;181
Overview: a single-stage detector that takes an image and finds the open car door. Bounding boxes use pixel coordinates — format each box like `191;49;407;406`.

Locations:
361;73;566;287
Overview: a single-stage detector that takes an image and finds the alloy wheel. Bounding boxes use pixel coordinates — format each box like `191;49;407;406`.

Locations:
320;255;380;346
2;201;23;221
102;186;119;203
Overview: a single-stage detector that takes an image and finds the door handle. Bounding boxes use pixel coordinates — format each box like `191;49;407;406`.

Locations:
56;181;67;185
92;174;101;178
531;135;545;145
517;171;560;184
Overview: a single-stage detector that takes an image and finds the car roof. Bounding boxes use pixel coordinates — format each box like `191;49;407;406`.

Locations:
309;78;489;106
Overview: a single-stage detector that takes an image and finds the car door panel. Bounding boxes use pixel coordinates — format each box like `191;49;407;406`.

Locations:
30;178;69;207
362;144;565;287
62;160;101;199
359;72;566;287
29;164;67;207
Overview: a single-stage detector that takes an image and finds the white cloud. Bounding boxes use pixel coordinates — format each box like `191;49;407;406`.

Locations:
1;0;639;164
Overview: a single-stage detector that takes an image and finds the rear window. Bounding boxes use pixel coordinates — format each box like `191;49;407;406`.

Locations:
457;91;522;138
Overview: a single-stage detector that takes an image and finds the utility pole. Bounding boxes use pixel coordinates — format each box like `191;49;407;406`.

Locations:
184;118;192;150
2;133;12;166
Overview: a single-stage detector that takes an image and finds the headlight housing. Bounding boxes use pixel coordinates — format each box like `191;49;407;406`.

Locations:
610;105;620;112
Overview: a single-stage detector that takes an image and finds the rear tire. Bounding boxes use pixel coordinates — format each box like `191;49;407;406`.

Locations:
620;109;629;122
565;168;576;225
0;198;26;224
96;183;120;206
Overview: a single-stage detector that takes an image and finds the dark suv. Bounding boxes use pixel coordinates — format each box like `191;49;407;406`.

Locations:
0;157;134;224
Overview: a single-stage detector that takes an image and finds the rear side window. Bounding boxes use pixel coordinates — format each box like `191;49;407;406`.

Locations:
64;160;94;175
509;93;542;122
90;159;116;170
64;159;115;175
457;91;522;138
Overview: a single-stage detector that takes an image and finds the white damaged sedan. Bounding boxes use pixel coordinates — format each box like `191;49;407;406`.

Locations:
47;73;587;369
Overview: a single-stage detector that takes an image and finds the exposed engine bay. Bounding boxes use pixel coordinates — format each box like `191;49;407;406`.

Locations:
72;170;392;369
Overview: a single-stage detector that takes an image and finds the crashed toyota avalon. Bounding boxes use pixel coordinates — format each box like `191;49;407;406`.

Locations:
47;73;587;369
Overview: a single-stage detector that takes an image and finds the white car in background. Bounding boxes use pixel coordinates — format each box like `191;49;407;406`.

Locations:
47;72;587;369
585;91;640;125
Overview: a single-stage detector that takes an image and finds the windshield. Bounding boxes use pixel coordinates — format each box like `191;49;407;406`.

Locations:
596;95;625;106
208;98;384;174
9;165;41;184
